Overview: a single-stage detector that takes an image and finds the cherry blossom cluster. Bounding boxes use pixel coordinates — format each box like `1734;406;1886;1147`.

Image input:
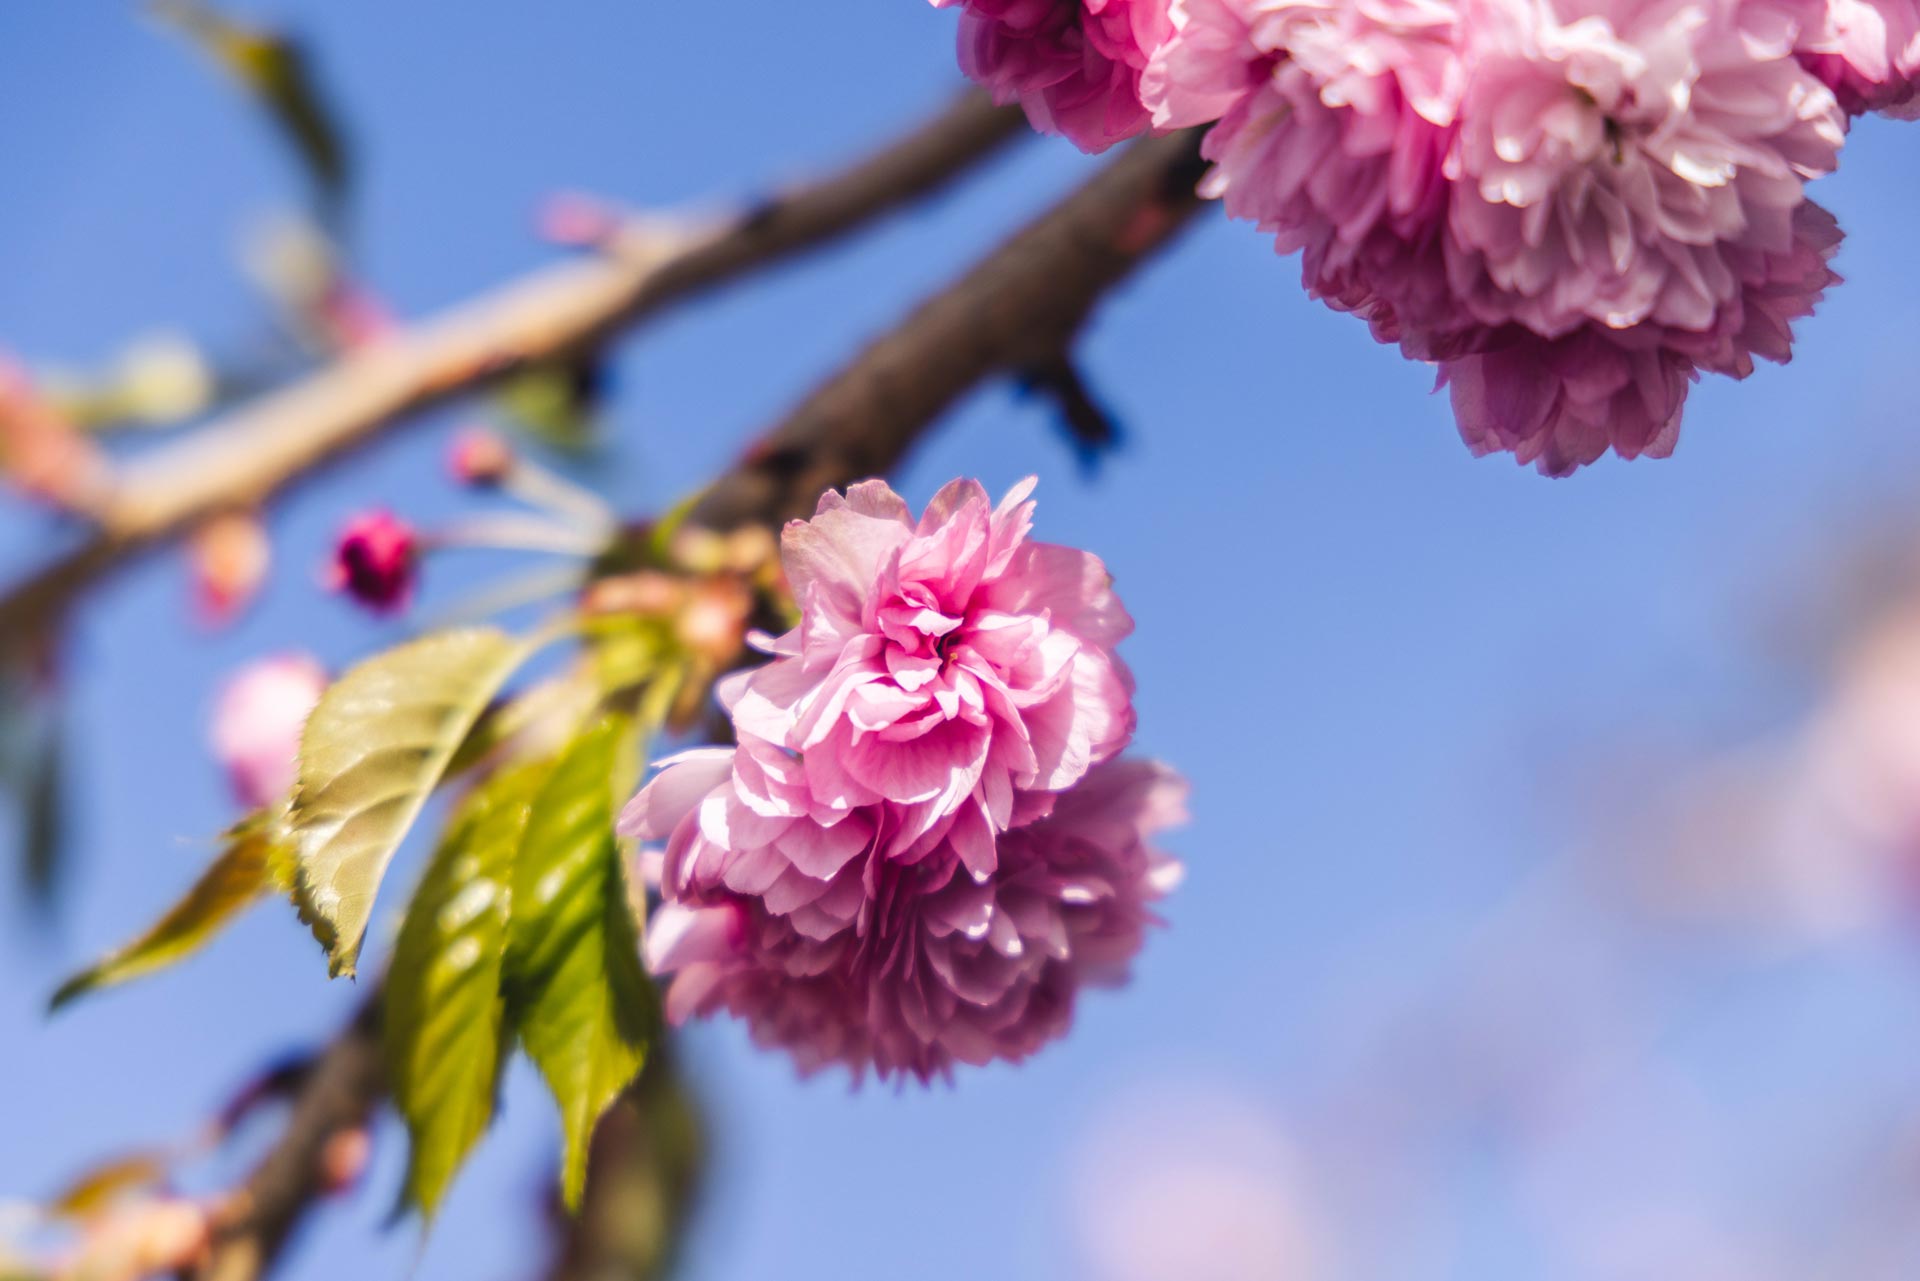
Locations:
932;0;1918;471
620;478;1185;1080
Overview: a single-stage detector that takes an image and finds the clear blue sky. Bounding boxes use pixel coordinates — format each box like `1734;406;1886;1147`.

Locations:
5;5;1920;1280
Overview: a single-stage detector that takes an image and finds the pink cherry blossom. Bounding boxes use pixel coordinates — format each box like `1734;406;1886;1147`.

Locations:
623;747;1186;1080
1443;201;1842;474
1775;0;1920;113
720;477;1134;870
932;0;1174;151
1144;0;1848;471
210;653;327;810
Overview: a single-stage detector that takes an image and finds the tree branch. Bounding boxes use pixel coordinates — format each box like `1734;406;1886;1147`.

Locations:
196;998;382;1281
691;127;1208;528
174;124;1207;1281
0;89;1026;654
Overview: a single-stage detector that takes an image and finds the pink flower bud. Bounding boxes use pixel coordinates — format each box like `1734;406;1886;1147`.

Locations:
328;509;419;613
317;1126;371;1195
190;511;271;627
447;427;514;487
537;191;623;247
210;654;327;809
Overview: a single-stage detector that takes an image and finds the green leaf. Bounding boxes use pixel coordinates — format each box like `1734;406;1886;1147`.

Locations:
150;0;351;223
497;360;604;454
292;627;530;978
49;814;290;1012
47;1151;172;1220
505;714;653;1210
385;762;545;1219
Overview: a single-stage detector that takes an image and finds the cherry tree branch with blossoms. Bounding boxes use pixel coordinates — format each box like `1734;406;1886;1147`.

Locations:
102;117;1208;1281
0;89;1027;658
11;3;1920;1280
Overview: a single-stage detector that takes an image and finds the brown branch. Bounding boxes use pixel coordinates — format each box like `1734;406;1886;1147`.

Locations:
540;1043;704;1281
692;126;1208;529
0;88;1025;656
175;125;1208;1281
196;998;382;1281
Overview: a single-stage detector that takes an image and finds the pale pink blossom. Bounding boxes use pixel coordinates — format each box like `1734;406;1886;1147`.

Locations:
1144;0;1848;471
210;653;328;809
57;1199;209;1281
623;749;1186;1080
720;477;1134;869
933;0;1174;151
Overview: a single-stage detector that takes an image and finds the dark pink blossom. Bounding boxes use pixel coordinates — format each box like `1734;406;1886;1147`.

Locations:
623;747;1186;1080
1774;0;1920;113
328;509;419;613
932;0;1173;151
1443;202;1842;475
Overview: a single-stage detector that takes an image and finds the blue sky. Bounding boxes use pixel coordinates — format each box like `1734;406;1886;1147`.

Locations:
5;5;1920;1280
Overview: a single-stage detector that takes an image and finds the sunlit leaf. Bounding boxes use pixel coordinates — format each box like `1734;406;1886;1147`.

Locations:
292;627;530;978
150;0;350;222
585;616;667;700
49;813;290;1012
504;714;653;1210
385;761;544;1219
46;1152;171;1220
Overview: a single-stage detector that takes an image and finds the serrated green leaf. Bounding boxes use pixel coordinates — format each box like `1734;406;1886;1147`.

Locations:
46;1151;172;1220
292;627;530;978
505;714;653;1210
386;762;545;1219
49;814;290;1012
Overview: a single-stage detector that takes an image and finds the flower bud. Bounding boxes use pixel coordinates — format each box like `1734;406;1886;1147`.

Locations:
447;427;514;487
328;510;419;613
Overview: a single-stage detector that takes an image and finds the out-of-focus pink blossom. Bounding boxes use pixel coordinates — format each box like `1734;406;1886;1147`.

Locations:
447;427;515;487
933;0;1173;151
537;191;625;247
57;1198;209;1281
1070;1081;1319;1281
721;477;1134;868
0;355;109;512
1145;0;1848;472
210;654;327;810
327;510;419;613
190;511;272;627
317;1126;372;1195
623;750;1186;1080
